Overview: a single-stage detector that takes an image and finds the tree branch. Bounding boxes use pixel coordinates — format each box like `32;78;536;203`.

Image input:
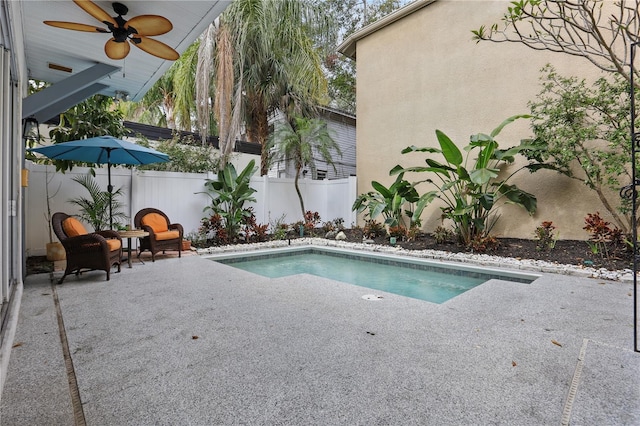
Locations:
473;0;640;88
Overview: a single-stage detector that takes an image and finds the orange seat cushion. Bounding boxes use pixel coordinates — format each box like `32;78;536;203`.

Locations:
62;217;88;237
155;230;180;241
141;213;169;233
106;239;121;252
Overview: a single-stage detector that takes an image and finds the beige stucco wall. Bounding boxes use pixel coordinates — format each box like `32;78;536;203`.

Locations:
353;0;625;240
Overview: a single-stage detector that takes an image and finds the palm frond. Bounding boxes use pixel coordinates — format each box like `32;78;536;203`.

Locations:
67;174;128;231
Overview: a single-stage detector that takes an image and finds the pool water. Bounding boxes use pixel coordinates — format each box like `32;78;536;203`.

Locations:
213;248;537;304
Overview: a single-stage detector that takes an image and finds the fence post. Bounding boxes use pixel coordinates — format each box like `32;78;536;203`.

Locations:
260;175;269;226
348;175;357;226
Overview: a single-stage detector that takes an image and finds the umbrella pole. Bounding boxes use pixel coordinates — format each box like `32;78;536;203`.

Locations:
108;160;113;230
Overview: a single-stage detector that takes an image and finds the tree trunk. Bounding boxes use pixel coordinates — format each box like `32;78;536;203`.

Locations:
249;101;270;176
594;186;630;233
164;97;176;130
294;166;305;220
197;23;216;146
261;146;270;177
214;24;234;169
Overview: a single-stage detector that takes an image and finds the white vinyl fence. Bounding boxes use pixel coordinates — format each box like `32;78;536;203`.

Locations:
24;162;357;256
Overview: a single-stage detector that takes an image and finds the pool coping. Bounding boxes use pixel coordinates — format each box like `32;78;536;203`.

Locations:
203;244;541;285
197;237;633;282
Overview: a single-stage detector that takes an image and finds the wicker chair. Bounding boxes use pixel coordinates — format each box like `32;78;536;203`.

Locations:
134;208;183;262
51;212;122;284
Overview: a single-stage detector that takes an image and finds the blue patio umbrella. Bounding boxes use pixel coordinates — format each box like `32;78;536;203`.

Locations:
29;136;170;229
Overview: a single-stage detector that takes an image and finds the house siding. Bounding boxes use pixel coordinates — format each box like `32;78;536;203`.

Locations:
341;0;615;240
269;108;356;180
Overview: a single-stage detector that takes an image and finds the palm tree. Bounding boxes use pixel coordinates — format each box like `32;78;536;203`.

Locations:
266;115;341;219
121;42;200;132
196;0;331;171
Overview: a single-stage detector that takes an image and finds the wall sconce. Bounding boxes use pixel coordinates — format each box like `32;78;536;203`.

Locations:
21;168;29;187
22;116;40;144
21;116;39;188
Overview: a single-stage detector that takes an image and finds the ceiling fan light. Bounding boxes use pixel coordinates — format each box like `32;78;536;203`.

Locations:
105;38;131;60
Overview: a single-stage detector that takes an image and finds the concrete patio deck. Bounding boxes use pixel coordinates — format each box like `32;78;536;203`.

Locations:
1;247;639;425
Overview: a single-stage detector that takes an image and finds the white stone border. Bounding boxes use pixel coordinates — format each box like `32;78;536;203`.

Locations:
196;237;635;282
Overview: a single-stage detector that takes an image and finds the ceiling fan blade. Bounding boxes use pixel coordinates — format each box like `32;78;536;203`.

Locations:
105;38;131;60
73;0;117;26
125;15;173;36
44;21;109;33
131;35;179;60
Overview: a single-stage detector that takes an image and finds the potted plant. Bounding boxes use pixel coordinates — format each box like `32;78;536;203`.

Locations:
185;230;207;249
24;118;65;261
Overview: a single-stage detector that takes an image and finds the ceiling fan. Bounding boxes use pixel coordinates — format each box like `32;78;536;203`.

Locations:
44;0;180;61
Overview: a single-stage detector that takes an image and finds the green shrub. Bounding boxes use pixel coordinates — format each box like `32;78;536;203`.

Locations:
201;160;257;241
304;211;321;236
583;212;623;259
526;66;638;234
468;235;500;253
392;115;539;246
137;134;220;173
269;214;289;240
242;207;269;243
199;214;229;246
431;226;455;244
363;220;386;238
185;230;208;248
388;225;408;239
321;221;335;234
534;221;557;251
352;172;434;228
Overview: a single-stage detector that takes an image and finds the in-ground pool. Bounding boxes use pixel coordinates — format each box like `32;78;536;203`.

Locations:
207;246;539;304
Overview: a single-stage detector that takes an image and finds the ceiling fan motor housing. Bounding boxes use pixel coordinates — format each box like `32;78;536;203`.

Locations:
107;3;136;43
112;2;128;16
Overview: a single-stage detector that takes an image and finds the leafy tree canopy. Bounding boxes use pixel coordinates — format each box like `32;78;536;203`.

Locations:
525;65;638;233
45;95;127;173
137;134;220;173
319;0;410;114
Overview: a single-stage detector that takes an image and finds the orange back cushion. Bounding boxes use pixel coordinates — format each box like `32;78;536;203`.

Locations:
141;213;168;233
62;217;88;237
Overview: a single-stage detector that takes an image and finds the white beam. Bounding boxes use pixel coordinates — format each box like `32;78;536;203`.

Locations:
22;63;119;121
